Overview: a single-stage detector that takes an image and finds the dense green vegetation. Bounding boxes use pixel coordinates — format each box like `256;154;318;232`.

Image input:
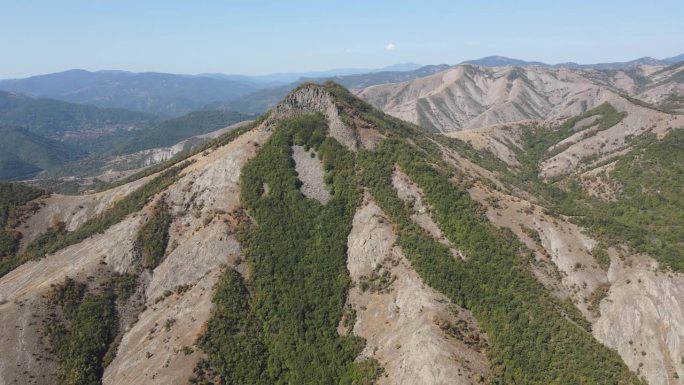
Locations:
304;87;641;382
358;139;641;384
0;91;254;181
193;269;269;384
0;90;156;164
0;183;45;257
197;113;380;384
134;197;173;269
45;278;119;385
113;110;253;155
196;94;641;383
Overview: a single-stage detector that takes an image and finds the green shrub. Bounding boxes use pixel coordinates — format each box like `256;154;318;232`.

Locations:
135;197;172;269
46;278;119;385
192;269;268;384
0;183;45;258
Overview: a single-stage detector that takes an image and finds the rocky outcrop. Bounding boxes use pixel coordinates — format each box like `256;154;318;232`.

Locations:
271;84;359;151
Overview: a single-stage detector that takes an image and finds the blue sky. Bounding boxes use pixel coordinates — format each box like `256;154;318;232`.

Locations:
1;0;682;78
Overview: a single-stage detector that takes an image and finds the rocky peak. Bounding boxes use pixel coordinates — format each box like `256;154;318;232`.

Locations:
269;82;366;151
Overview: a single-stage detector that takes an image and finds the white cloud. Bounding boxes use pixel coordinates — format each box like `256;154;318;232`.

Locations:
385;43;396;51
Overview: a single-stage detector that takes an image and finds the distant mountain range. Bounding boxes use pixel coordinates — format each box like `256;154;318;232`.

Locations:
111;109;253;155
212;64;451;114
462;53;684;69
201;63;425;84
1;55;681;117
0;70;260;117
0;64;424;117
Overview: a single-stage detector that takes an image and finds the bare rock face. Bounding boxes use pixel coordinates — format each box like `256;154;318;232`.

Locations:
594;253;684;385
102;269;220;385
292;145;331;204
636;64;684;113
344;197;489;385
448;123;524;167
468;183;607;318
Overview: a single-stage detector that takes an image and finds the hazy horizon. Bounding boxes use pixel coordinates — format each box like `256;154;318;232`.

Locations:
1;0;683;78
